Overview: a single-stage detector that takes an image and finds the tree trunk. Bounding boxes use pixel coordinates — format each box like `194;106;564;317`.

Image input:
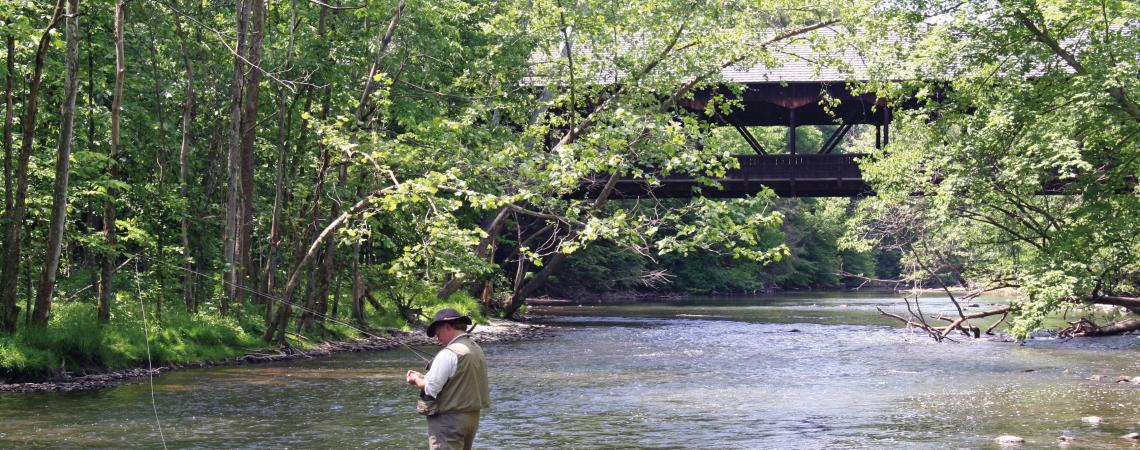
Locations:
82;6;98;293
146;23;168;319
263;194;378;343
223;0;251;314
351;182;367;328
1079;318;1140;336
99;0;126;324
307;166;347;331
504;172;622;318
262;88;290;313
33;0;82;325
237;0;266;308
3;33;14;217
437;206;510;300
355;0;404;122
261;0;304;307
0;0;66;332
351;238;365;328
172;0;197;312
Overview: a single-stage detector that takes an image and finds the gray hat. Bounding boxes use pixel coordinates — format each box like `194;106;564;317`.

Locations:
426;308;472;337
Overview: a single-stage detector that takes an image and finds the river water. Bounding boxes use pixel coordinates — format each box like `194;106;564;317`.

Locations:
1;293;1137;449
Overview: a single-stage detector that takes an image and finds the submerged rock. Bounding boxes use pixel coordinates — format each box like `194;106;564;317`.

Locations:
1056;435;1075;445
1081;416;1102;425
994;435;1024;445
1123;433;1140;441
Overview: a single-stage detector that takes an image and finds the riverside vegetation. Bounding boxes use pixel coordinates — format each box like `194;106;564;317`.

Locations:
0;0;1137;382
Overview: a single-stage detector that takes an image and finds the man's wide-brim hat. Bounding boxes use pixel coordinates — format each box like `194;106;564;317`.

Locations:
426;308;472;337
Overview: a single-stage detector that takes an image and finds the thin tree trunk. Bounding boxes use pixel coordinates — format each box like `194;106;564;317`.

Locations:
296;44;334;331
263;3;324;329
172;0;197;312
264;194;379;343
355;0;404;122
351;238;365;327
0;0;66;332
263;89;289;310
148;29;168;188
330;270;340;320
147;24;168;322
83;4;98;295
33;0;82;325
262;0;300;314
351;182;366;327
237;0;266;308
312;165;348;329
224;0;251;314
3;34;14;217
99;0;126;324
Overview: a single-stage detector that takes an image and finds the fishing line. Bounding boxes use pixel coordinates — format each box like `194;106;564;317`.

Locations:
134;258;169;450
129;252;434;363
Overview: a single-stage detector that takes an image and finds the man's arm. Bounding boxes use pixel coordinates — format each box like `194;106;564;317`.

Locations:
406;350;458;397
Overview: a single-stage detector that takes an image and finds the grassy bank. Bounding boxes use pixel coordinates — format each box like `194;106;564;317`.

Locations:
0;291;486;383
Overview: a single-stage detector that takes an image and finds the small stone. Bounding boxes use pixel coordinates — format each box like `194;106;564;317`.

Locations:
1122;433;1140;441
994;435;1024;445
1114;376;1132;383
1056;435;1075;445
1131;376;1140;385
1090;375;1106;381
1081;416;1102;425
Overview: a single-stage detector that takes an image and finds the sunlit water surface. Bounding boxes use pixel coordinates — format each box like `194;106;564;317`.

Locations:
1;293;1138;449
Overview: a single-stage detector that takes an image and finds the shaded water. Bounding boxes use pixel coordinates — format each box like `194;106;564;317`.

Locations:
1;293;1138;449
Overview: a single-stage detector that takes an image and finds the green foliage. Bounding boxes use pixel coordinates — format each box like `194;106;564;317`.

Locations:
546;197;900;295
841;0;1140;338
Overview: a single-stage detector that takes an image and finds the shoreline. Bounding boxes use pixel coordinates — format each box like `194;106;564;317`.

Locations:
529;287;1020;306
0;318;551;394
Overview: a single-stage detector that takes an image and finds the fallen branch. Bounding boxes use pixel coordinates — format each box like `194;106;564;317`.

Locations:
1063;317;1140;337
878;295;1010;342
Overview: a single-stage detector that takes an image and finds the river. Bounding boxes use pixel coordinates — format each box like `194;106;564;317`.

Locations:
0;293;1137;449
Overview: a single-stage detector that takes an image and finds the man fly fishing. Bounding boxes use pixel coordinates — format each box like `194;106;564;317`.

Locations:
405;308;490;450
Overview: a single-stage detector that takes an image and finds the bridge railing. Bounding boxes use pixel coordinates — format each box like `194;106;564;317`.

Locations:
730;154;865;181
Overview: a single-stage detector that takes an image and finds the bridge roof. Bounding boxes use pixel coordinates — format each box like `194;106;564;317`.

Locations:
528;26;888;126
721;27;869;84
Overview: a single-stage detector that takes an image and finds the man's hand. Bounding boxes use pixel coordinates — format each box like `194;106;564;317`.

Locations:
406;370;425;388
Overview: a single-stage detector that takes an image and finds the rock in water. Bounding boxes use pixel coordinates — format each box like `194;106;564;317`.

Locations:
1122;433;1140;441
1081;416;1102;425
994;435;1024;445
1056;435;1075;445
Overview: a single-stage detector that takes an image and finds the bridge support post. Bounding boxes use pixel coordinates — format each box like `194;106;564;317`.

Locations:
787;108;797;154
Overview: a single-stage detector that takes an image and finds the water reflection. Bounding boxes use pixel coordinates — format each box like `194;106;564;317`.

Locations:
0;293;1136;449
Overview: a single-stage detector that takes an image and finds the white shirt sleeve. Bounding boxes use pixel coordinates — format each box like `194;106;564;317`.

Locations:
423;349;458;398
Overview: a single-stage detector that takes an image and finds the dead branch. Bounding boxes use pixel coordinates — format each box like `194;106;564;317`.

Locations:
879;293;1011;342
